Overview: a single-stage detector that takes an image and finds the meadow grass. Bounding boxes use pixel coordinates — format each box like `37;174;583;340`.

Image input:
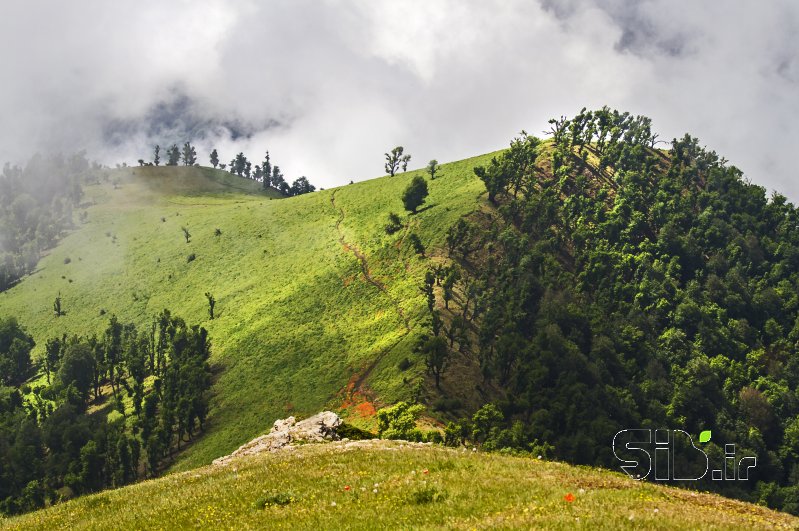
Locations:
2;441;795;530
0;155;497;469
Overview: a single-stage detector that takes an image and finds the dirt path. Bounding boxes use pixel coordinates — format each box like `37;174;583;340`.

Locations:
330;189;412;393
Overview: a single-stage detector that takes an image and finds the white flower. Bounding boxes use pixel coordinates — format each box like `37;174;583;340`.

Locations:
373;488;378;493
578;488;585;494
331;501;337;507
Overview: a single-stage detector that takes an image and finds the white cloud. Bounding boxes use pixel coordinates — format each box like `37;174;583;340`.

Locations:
1;1;798;197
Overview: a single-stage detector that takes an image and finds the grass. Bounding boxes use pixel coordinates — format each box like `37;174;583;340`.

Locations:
2;441;795;530
0;155;498;470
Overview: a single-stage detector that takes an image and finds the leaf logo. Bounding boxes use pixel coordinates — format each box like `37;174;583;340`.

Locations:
699;430;712;443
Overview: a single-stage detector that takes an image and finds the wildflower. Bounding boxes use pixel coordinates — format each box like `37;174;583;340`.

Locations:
423;469;429;475
578;488;585;494
373;488;378;493
331;501;337;507
537;455;542;460
344;485;351;491
374;483;379;487
411;470;416;475
564;493;575;503
653;508;659;514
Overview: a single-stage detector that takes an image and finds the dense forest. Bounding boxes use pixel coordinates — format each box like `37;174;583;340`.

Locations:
423;108;799;514
0;154;91;291
0;312;212;514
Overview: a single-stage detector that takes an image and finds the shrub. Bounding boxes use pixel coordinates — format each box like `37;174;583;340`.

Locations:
397;357;412;371
63;257;71;264
187;253;196;263
408;486;448;505
377;402;424;439
252;491;295;509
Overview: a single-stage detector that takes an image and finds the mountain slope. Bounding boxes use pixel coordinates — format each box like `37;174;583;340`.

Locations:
2;440;796;530
0;156;498;470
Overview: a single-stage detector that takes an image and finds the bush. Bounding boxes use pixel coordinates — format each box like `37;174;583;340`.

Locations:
252;491;295;509
377;402;424;439
408;486;448;505
187;253;196;263
63;257;71;264
397;357;412;371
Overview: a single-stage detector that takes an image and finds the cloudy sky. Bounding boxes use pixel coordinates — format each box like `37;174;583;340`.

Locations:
1;1;798;196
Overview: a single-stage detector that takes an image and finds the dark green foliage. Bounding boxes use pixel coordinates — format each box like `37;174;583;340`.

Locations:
417;335;449;389
336;422;374;440
0;312;212;515
253;492;295;509
427;159;439;179
209;149;219;169
289;176;315;196
205;292;215;320
451;107;799;514
0;318;34;386
407;486;447;505
187;253;196;263
153;145;160;166
402;175;428;213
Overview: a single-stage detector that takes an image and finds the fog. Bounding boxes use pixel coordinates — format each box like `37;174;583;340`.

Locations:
1;1;797;196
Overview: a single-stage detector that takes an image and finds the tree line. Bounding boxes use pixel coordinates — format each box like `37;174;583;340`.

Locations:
141;143;317;197
0;312;211;515
424;107;799;514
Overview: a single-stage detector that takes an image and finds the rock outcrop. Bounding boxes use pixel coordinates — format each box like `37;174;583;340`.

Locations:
212;411;342;466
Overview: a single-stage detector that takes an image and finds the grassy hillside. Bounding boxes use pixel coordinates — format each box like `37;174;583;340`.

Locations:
3;441;796;530
0;156;498;470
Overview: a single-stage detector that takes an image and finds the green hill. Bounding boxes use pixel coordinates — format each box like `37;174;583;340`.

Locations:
2;440;796;530
0;157;497;470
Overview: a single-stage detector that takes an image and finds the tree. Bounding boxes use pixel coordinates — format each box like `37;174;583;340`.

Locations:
166;145;180;166
53;293;64;317
205;292;215;320
385;146;411;176
44;336;63;384
402;175;429;213
427;159;439;179
0;318;35;386
289;176;316;196
418;335;449;388
271;166;285;191
153;145;161;166
181;142;197;166
57;342;95;404
181;227;191;244
262;152;272;189
233;153;247;176
209;149;219;169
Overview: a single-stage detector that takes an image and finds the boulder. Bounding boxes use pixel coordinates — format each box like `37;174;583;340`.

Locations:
212;411;343;466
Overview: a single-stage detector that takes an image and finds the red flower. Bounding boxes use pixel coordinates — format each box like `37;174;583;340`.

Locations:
344;485;351;491
564;493;575;503
423;469;429;475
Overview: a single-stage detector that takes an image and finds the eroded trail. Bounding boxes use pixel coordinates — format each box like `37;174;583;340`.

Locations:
331;190;410;332
330;189;411;393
